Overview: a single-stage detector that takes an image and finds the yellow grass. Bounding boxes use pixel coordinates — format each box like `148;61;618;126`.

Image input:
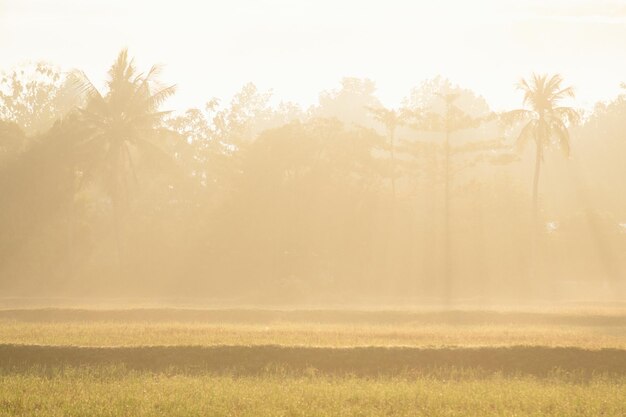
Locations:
1;321;625;349
1;370;624;417
1;308;625;416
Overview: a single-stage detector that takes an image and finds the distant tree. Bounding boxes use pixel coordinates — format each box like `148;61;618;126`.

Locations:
222;118;383;293
70;49;177;263
0;121;26;161
0;120;77;286
404;76;492;120
367;106;410;197
424;93;479;304
212;83;274;144
314;77;383;129
503;73;579;280
0;63;75;135
405;78;497;304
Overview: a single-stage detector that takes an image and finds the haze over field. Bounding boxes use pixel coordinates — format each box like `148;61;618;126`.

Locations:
2;2;626;417
2;1;626;305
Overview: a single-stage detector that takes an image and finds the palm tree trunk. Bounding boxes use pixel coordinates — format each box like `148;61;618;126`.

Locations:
386;126;397;291
443;125;452;305
530;143;542;287
66;143;75;283
112;153;124;268
112;190;123;267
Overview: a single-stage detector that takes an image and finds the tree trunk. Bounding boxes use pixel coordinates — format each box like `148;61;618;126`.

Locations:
112;189;123;268
443;125;452;305
530;142;542;288
112;151;124;268
65;139;75;283
389;126;396;198
386;125;397;291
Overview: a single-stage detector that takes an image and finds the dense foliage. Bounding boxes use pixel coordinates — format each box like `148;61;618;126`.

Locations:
1;51;624;303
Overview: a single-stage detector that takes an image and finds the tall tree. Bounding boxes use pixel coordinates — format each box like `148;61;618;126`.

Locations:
70;49;176;264
407;82;494;304
367;106;409;197
504;73;579;281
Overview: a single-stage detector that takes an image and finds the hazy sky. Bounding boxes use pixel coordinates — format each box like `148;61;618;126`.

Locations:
1;0;625;111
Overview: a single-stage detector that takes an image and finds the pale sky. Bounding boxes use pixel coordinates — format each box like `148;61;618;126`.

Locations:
1;0;625;111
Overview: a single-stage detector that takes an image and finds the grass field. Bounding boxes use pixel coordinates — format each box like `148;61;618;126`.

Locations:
1;307;625;349
2;321;625;349
1;308;625;416
1;370;625;417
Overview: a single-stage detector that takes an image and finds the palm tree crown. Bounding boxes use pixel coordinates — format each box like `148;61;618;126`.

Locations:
505;73;579;157
70;49;176;196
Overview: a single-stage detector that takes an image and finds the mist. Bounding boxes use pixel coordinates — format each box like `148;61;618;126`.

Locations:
2;0;626;308
3;3;626;417
1;56;625;306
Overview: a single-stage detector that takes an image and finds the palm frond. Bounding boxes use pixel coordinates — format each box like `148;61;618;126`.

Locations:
553;85;575;100
67;70;106;109
146;84;177;111
550;118;571;157
553;106;580;125
143;64;164;85
517;77;531;94
545;74;564;95
132;64;165;100
107;49;135;86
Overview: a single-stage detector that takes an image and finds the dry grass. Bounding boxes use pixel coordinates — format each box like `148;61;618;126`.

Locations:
1;369;625;417
1;308;625;416
0;307;624;349
1;321;625;349
1;308;625;378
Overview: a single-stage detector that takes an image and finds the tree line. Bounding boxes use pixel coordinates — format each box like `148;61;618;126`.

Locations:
1;50;624;304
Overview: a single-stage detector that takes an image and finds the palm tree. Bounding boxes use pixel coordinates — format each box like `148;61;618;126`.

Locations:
504;73;579;280
70;49;176;264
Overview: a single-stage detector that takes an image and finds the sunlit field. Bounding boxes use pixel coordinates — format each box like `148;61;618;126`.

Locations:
3;0;626;415
1;370;625;417
1;308;625;416
3;322;626;349
1;308;625;349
